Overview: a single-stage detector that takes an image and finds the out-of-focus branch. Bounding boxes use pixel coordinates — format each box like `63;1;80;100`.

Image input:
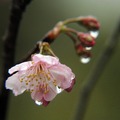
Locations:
75;18;120;120
0;0;32;120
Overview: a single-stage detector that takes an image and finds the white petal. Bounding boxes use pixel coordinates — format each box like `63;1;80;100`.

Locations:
9;61;32;74
5;73;26;96
49;64;75;89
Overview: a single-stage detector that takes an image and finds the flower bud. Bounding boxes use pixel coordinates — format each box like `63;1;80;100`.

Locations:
79;16;100;30
77;32;95;47
75;44;91;57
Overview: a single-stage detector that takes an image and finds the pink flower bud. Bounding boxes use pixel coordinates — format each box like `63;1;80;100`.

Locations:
79;16;100;30
77;32;95;47
75;44;91;57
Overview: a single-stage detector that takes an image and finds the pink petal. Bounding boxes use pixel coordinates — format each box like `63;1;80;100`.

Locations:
5;73;26;96
65;78;76;92
49;64;75;89
9;61;32;74
44;85;57;101
32;54;59;66
31;87;43;102
31;84;57;102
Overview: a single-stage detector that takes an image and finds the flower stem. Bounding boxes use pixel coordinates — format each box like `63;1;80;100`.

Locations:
0;0;32;120
63;16;82;25
75;18;120;120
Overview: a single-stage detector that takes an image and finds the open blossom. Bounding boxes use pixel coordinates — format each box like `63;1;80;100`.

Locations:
5;54;75;106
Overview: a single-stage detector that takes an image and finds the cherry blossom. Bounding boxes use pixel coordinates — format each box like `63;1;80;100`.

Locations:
6;54;75;106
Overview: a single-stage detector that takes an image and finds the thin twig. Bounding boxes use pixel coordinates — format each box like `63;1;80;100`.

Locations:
75;18;120;120
0;0;32;120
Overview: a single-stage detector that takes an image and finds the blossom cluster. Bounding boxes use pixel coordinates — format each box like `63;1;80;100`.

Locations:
5;16;100;106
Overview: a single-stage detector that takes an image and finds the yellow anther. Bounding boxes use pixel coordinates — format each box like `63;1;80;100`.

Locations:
27;75;31;78
30;89;34;93
31;84;34;86
44;90;49;94
53;82;57;86
46;74;50;81
26;83;28;85
53;80;57;86
32;74;37;77
25;80;28;82
19;79;23;82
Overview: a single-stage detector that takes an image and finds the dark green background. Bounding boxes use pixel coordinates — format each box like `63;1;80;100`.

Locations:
0;0;120;120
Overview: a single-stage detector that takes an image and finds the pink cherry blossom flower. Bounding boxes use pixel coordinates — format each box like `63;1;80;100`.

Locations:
5;54;75;106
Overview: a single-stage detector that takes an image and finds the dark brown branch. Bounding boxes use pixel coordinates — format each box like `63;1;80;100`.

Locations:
75;18;120;120
0;0;32;120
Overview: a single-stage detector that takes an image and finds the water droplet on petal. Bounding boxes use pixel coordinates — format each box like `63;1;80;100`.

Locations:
90;31;99;38
56;86;63;94
35;100;43;106
85;47;92;50
80;57;91;64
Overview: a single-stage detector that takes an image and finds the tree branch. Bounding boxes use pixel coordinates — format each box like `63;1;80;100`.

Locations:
0;0;32;120
75;18;120;120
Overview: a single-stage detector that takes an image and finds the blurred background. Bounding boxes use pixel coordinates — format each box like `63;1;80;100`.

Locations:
0;0;120;120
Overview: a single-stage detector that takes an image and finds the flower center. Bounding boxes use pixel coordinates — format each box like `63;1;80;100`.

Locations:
19;62;57;94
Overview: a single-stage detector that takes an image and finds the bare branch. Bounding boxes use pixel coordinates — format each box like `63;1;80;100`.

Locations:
0;0;32;120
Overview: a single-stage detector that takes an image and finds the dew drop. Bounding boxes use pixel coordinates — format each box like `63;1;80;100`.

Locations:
80;57;91;64
90;31;99;38
56;86;63;94
35;100;43;106
85;47;92;50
